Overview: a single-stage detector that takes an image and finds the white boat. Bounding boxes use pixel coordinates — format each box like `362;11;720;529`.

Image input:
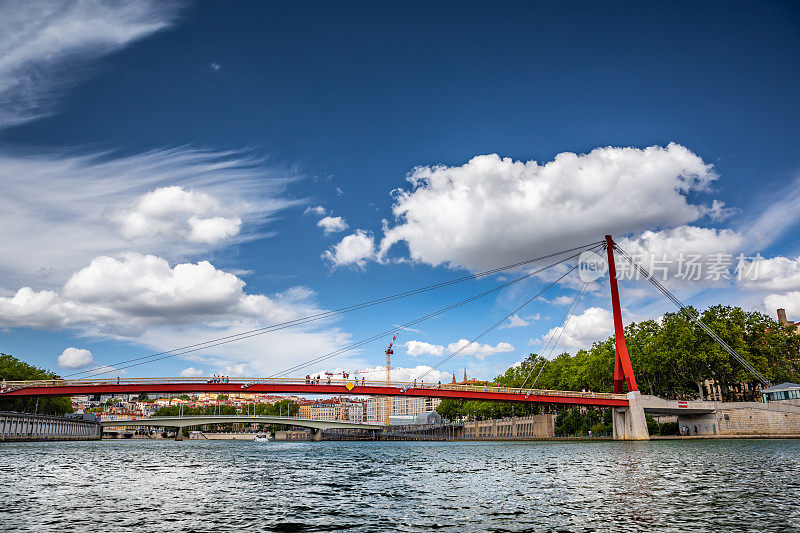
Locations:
253;433;271;442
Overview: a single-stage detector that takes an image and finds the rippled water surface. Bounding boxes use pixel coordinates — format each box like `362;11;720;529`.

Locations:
2;439;799;531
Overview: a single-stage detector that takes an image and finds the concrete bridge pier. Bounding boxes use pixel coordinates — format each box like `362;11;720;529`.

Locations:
612;392;649;440
174;429;184;441
310;428;323;442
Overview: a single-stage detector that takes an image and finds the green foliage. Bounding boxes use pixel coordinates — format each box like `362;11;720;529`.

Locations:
436;397;538;420
494;305;800;400
0;353;72;414
562;408;608;436
153;400;299;419
554;407;611;436
646;414;678;436
441;305;799;425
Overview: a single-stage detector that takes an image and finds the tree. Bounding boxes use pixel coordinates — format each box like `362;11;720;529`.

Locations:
0;353;72;415
493;305;800;401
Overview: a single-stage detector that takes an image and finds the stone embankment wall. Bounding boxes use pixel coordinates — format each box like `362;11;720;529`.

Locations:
0;411;101;442
461;414;554;439
678;402;800;437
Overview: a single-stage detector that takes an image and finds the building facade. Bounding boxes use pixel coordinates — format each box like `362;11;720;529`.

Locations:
777;308;800;333
298;398;365;422
365;396;441;423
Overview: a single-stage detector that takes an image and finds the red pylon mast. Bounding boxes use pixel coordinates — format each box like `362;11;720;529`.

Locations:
605;235;638;394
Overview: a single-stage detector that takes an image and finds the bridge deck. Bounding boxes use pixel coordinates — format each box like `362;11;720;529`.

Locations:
1;377;628;407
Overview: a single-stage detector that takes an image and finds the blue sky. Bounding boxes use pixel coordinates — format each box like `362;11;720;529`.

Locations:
1;1;799;382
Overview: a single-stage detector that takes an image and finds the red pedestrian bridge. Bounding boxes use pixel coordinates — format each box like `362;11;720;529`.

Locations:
0;377;629;408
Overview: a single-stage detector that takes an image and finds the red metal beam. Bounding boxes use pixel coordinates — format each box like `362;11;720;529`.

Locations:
605;234;638;394
2;382;629;407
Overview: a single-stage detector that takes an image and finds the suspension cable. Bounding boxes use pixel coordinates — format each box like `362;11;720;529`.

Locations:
520;281;588;390
272;247;596;379
529;285;587;389
64;241;603;378
84;245;600;378
613;242;771;387
416;253;593;381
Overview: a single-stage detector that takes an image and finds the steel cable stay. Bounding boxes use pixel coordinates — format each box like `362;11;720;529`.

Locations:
612;242;771;387
529;285;588;390
80;245;600;379
525;283;587;387
271;246;599;379
520;281;588;391
415;253;595;381
63;241;602;379
538;283;589;364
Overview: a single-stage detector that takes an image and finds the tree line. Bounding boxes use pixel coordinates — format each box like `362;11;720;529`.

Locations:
0;353;72;415
437;305;800;422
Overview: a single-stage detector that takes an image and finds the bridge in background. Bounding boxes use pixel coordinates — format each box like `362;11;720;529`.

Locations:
102;415;383;441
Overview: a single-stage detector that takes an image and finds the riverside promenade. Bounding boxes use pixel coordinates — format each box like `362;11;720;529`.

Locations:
0;411;101;442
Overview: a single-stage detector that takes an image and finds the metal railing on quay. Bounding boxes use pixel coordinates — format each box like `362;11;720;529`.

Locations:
1;376;627;400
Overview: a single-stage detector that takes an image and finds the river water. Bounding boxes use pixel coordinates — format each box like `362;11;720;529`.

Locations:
1;439;799;531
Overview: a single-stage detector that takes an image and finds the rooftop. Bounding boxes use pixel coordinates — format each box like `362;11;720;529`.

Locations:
762;382;800;392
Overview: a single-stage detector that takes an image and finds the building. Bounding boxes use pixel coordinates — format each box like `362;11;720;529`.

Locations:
702;379;756;402
762;382;800;405
298;398;365;422
365;396;441;423
777;308;800;333
387;412;442;426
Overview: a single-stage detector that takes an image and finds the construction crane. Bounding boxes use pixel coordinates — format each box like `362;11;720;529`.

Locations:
384;333;398;424
385;333;397;384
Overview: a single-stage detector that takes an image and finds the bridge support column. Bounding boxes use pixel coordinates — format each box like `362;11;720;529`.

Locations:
612;392;649;440
174;428;184;441
310;428;323;442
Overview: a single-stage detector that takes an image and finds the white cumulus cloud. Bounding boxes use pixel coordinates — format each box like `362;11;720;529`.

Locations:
499;314;531;329
111;185;242;244
323;230;376;268
317;216;349;235
57;347;94;369
538;307;613;352
180;367;205;377
304;206;327;216
738;256;800;293
0;253;316;335
378;144;723;271
405;340;445;357
446;339;515;360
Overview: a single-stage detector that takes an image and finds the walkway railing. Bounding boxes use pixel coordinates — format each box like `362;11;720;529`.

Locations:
1;376;627;401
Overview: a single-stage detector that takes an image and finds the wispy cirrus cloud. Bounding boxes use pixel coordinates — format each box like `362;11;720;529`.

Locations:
0;147;302;288
0;0;181;129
